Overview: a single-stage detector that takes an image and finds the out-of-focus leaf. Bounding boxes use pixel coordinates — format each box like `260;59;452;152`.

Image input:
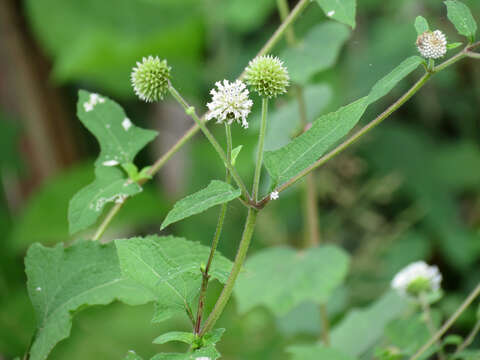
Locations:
315;0;357;28
445;0;477;42
68;166;142;234
24;0;204;96
0;113;22;172
385;315;430;356
231;145;243;165
264;56;423;188
152;332;195;345
161;180;241;230
77;91;157;167
288;344;356;360
115;236;232;322
281;22;350;85
234;245;349;316
415;16;430;35
125;345;220;360
217;0;276;32
25;240;155;360
330;291;409;357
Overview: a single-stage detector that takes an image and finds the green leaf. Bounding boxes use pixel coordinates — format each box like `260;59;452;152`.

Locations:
152;332;195;345
316;0;356;28
68;166;142;234
231;145;243;166
264;56;423;187
330;291;409;357
448;42;464;50
115;236;232;322
77;90;157;167
385;315;431;356
124;345;221;360
442;334;463;346
25;240;154;360
288;344;356;360
445;0;478;42
161;180;241;230
122;162;139;180
415;16;430;35
234;245;349;316
281;22;350;85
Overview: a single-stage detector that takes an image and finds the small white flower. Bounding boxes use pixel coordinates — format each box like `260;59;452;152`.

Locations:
416;30;447;59
391;261;442;297
206;80;253;128
270;191;279;200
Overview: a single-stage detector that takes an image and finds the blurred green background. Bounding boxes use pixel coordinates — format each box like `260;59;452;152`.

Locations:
1;0;480;359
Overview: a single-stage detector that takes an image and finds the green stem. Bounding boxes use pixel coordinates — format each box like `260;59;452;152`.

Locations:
276;0;296;45
90;0;310;241
200;208;258;335
419;293;446;360
92;201;123;241
253;98;269;201
410;283;480;360
194;124;233;335
168;85;250;200
319;304;330;346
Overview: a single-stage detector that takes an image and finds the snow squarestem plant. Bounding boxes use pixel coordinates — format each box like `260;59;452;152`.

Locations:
22;1;480;360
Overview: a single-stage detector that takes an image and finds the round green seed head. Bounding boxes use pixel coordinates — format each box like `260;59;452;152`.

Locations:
244;55;289;98
131;56;171;102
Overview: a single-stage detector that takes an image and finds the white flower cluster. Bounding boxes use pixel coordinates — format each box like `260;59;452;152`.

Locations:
206;80;253;129
391;261;442;297
416;30;447;59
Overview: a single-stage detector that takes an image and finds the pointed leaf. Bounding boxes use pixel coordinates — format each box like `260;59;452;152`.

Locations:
316;0;356;28
115;236;232;322
161;180;241;230
234;245;349;316
415;16;430;35
68;166;142;234
445;0;477;42
264;56;423;187
25;240;154;360
153;332;195;345
231;145;243;166
281;22;350;84
77;90;158;167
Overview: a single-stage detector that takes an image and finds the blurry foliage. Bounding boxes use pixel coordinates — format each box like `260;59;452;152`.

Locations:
1;0;480;359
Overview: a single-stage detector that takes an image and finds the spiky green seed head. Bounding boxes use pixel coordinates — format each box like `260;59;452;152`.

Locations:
131;56;171;102
244;55;289;98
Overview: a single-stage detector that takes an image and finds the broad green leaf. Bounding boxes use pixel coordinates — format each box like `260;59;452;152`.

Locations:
264;56;423;187
161;180;241;230
152;331;195;345
288;344;356;360
281;22;350;85
385;315;431;356
231;145;243;165
115;236;232;322
316;0;356;28
415;16;429;35
68;166;142;234
330;291;409;357
77;90;157;167
234;245;349;316
445;0;477;42
25;240;154;360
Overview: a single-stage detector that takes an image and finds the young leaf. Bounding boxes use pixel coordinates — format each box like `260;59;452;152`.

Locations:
161;180;241;230
444;0;477;42
25;240;155;360
330;291;409;357
68;166;142;234
115;236;232;322
316;0;356;28
415;16;430;35
288;344;356;360
281;22;350;85
234;245;349;316
263;56;424;188
77;90;158;167
152;332;195;345
231;145;243;166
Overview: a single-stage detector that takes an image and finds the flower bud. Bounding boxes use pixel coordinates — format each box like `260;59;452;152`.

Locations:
244;55;289;98
131;56;171;102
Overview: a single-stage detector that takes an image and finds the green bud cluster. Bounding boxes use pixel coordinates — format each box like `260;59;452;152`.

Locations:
244;55;289;98
131;56;171;102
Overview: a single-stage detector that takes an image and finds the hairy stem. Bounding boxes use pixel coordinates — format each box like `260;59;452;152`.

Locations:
90;0;310;241
410;283;480;360
194;124;233;335
252;98;269;201
200;208;258;335
168;85;250;200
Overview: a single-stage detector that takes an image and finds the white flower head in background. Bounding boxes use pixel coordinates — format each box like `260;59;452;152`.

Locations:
391;261;442;298
416;30;447;59
206;80;253;129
